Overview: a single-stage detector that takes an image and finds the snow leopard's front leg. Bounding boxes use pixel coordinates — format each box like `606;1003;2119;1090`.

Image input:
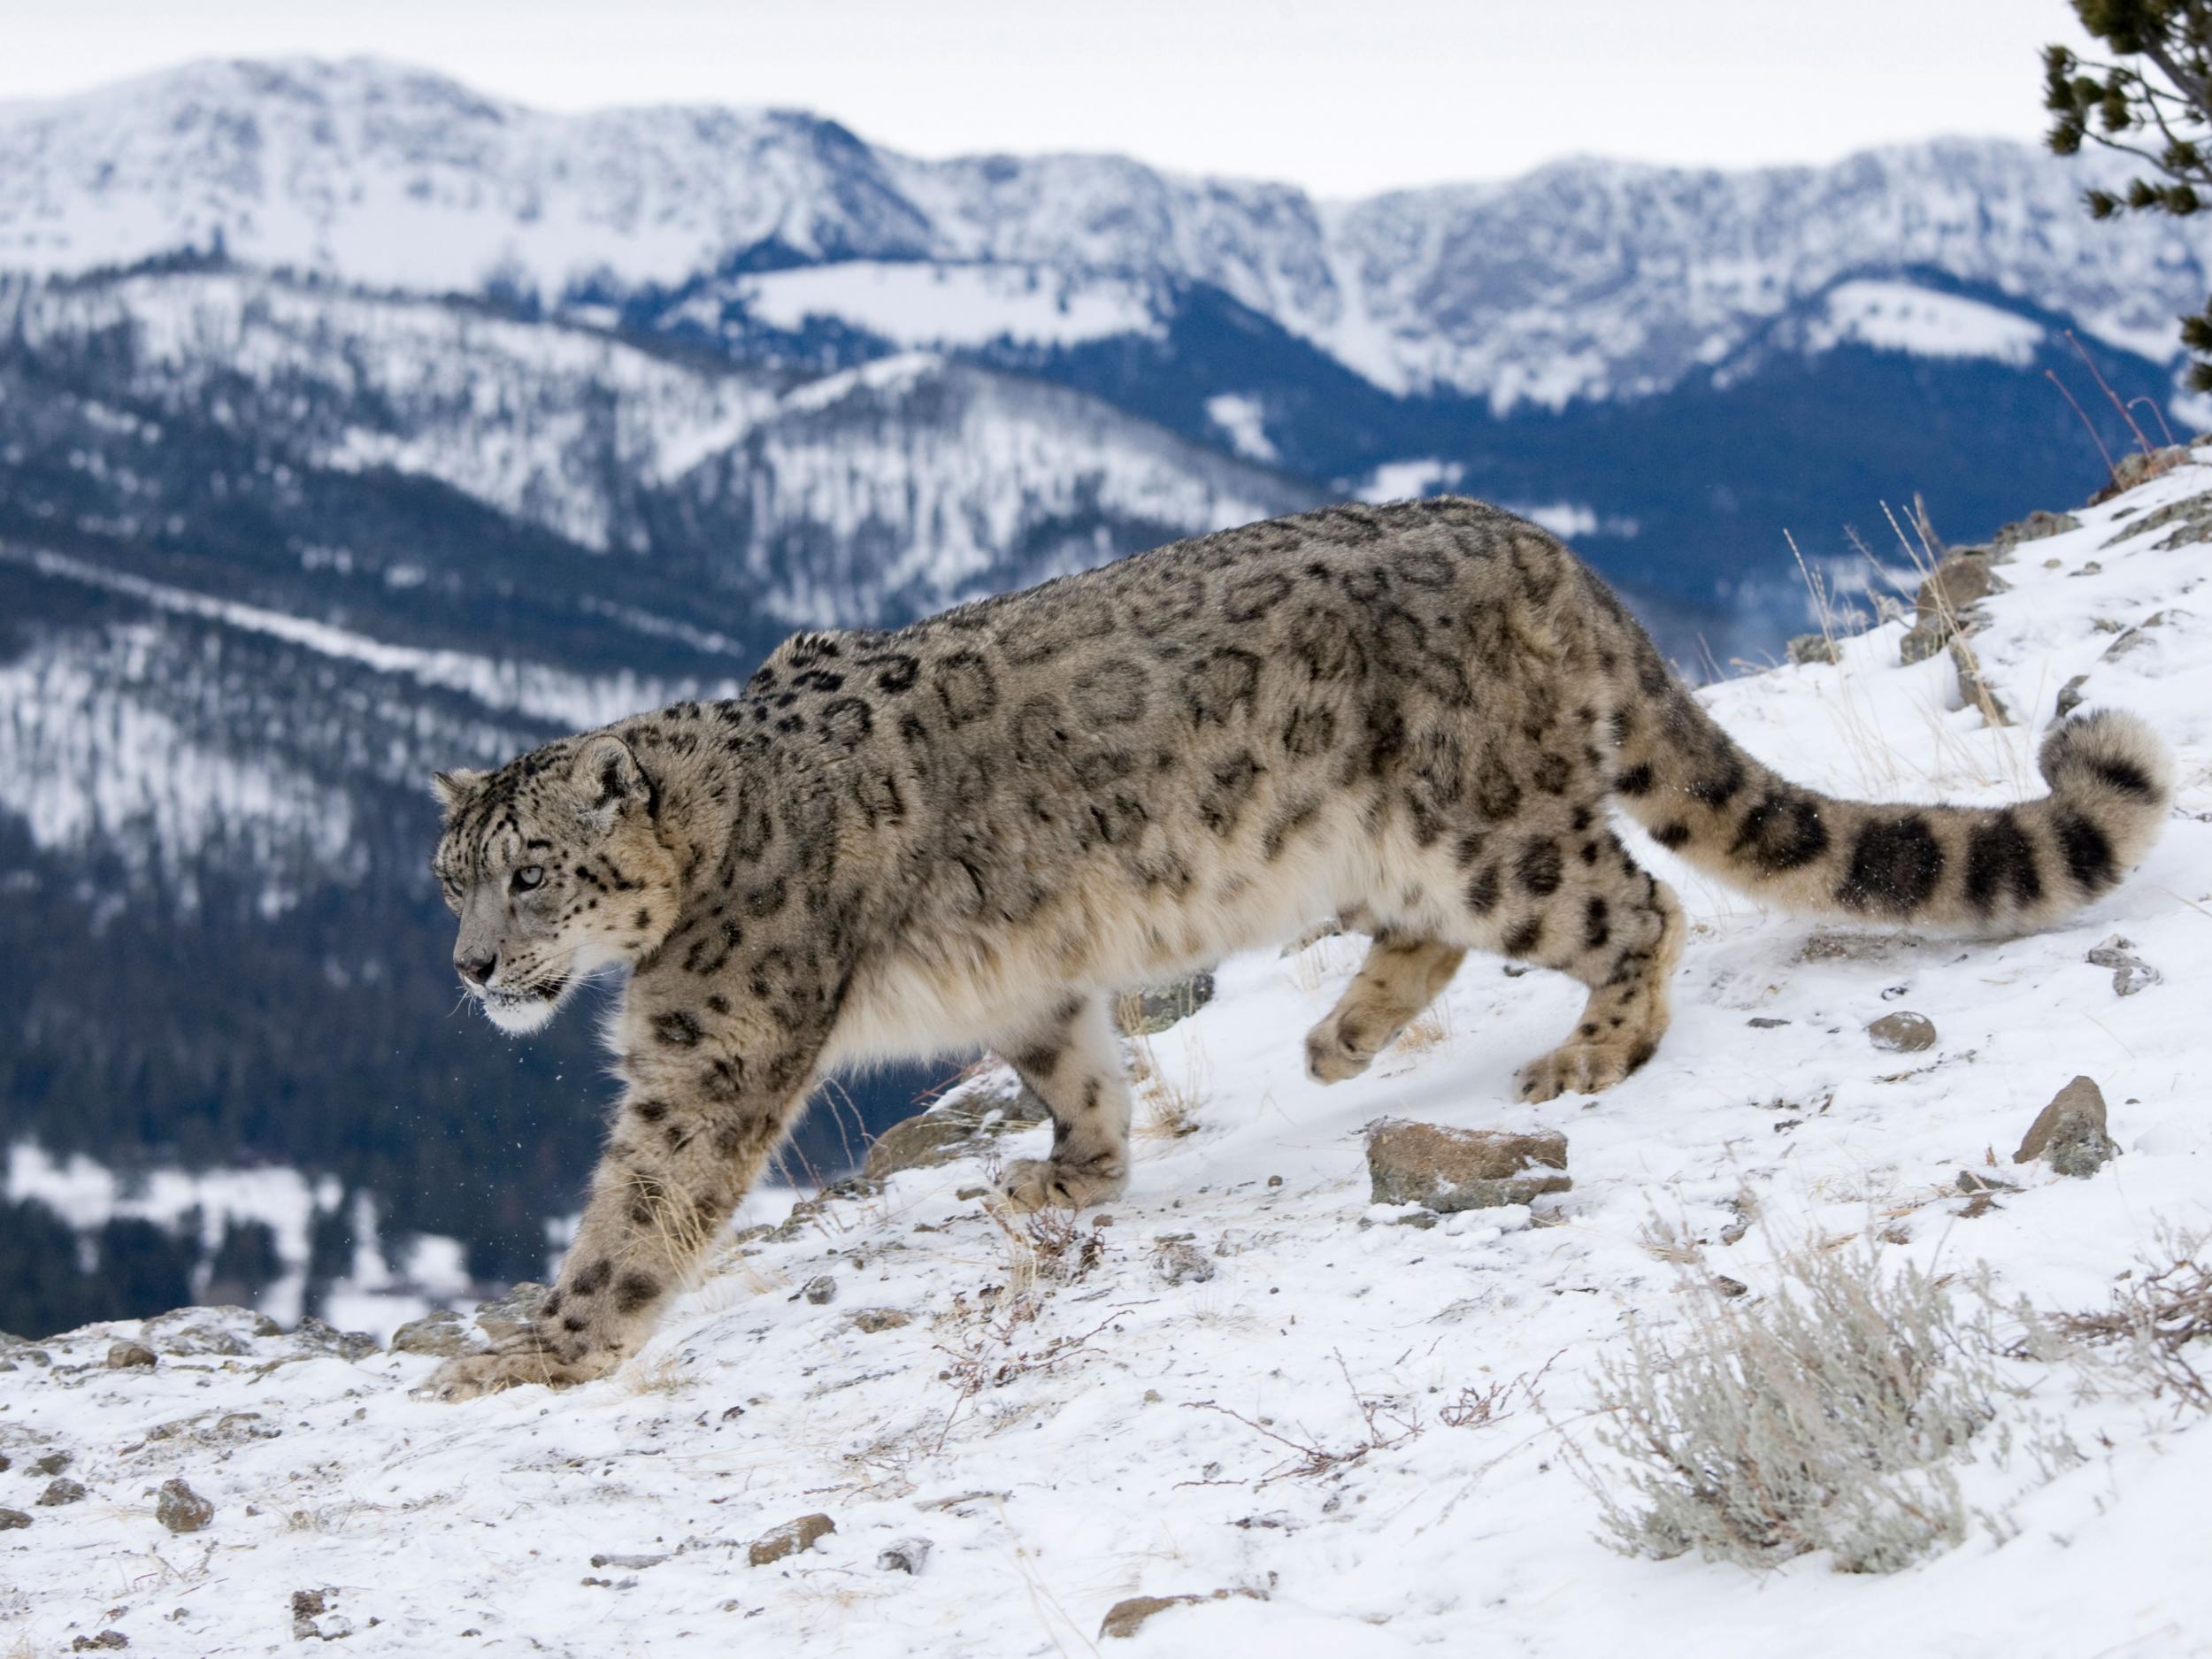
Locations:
428;957;835;1401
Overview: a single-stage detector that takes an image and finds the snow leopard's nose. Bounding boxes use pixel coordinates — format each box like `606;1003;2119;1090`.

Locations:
457;950;497;987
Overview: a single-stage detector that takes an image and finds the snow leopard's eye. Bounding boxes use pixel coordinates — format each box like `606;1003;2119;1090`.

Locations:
511;864;545;893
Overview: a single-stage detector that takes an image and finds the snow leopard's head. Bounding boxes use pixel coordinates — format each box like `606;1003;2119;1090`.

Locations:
429;733;681;1035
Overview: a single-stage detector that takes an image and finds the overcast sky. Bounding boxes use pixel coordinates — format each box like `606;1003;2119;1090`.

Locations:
5;0;2100;196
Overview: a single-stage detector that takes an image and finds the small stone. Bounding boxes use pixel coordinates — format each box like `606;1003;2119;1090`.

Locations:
0;1509;30;1531
70;1632;128;1652
1155;1240;1217;1285
471;1283;549;1347
1867;1011;1936;1053
2085;934;2160;996
1992;509;2080;554
1899;622;1950;664
877;1536;933;1574
1786;634;1839;665
1363;1120;1571;1212
1916;552;2001;623
1956;1170;2018;1194
803;1275;838;1306
1091;1213;1114;1227
2111;961;2161;996
1747;1016;1790;1028
390;1310;472;1357
1120;971;1217;1035
749;1512;834;1566
38;1479;88;1506
291;1317;380;1361
1266;1174;1284;1187
31;1451;73;1477
1099;1589;1264;1640
2055;673;2091;718
1712;1276;1749;1298
106;1341;157;1371
1949;638;2010;725
155;1479;214;1533
2014;1076;2120;1179
849;1308;910;1333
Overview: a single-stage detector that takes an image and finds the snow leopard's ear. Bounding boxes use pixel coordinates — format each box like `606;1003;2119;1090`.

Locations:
430;768;488;820
568;734;651;830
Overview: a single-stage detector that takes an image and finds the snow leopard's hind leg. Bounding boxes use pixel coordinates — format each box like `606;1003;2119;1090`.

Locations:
992;993;1133;1210
1493;833;1685;1102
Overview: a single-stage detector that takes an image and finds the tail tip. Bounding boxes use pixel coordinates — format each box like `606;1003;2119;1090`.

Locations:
2038;708;2175;815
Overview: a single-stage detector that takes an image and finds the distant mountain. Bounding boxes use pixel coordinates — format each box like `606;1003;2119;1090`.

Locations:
4;58;2201;411
4;56;2209;1336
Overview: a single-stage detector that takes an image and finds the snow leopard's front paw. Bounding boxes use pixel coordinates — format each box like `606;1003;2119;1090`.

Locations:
999;1156;1125;1212
1303;1009;1397;1085
419;1340;620;1402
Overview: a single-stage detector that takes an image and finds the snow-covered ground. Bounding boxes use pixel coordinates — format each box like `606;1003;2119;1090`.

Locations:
4;459;2210;1655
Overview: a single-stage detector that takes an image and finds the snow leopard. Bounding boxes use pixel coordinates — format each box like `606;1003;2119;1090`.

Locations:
424;496;2172;1399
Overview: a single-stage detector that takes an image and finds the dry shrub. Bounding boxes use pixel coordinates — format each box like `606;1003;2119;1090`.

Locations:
2046;1233;2212;1414
1587;1246;2008;1573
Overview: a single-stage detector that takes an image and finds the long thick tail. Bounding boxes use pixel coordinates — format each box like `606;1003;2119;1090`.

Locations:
1605;685;2172;931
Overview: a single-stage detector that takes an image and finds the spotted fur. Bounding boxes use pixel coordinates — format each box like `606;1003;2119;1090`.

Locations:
422;496;2173;1400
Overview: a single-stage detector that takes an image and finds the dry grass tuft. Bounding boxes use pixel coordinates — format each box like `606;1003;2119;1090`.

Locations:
1130;1029;1209;1141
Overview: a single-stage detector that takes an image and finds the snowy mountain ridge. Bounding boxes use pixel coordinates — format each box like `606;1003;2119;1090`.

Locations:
4;448;2208;1655
4;57;2208;409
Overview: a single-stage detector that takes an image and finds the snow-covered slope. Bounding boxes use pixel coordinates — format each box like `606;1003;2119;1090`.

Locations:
4;457;2208;1654
3;58;2206;409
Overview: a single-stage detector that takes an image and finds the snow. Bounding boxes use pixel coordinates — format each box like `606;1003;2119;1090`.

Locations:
1202;392;1277;464
738;261;1161;349
1356;457;1464;501
5;460;2212;1652
1805;279;2047;365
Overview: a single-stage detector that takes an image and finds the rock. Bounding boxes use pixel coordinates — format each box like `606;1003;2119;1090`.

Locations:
105;1341;157;1371
2086;934;2161;996
749;1512;834;1566
1898;621;1950;665
1867;1011;1937;1053
291;1317;380;1361
1363;1121;1571;1212
1120;971;1217;1035
155;1479;214;1533
71;1631;128;1650
2108;444;2190;495
472;1282;549;1347
1099;1588;1265;1640
849;1308;910;1333
877;1536;933;1574
2014;1076;2121;1179
37;1479;88;1506
0;1509;28;1531
1747;1016;1791;1028
1956;1170;2018;1194
802;1275;838;1306
1154;1240;1217;1286
862;1083;1050;1180
1786;634;1839;665
1992;509;2081;554
1916;552;2002;623
390;1309;473;1357
2055;673;2091;718
32;1452;73;1476
140;1305;281;1356
1948;638;2010;725
2101;626;2156;664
